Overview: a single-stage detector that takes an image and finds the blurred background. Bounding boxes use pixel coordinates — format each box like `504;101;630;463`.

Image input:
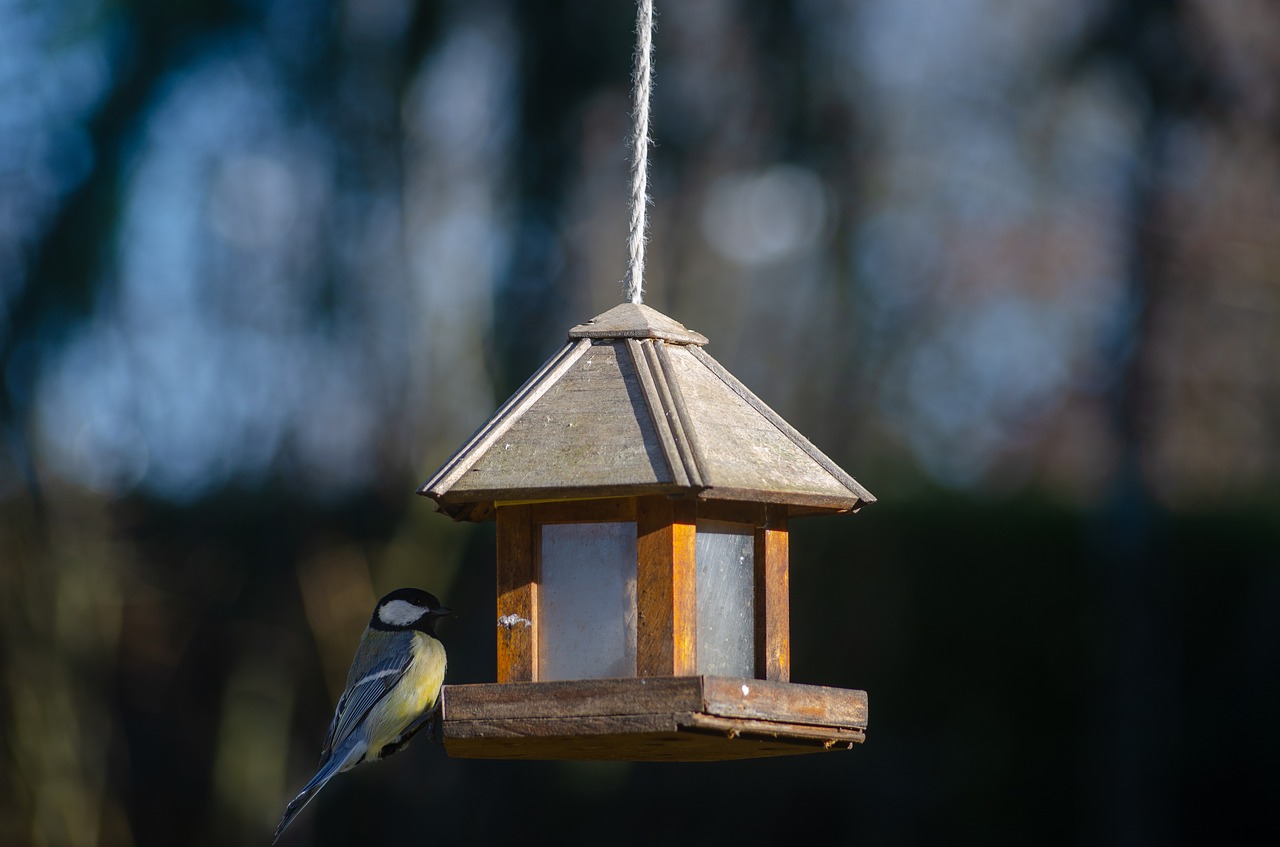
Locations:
2;0;1278;844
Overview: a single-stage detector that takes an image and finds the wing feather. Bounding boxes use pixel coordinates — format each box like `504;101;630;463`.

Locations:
317;629;413;766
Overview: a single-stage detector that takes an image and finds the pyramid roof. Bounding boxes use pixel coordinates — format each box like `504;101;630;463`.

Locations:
419;304;873;521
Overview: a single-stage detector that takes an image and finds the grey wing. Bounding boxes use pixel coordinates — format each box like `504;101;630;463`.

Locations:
318;629;414;766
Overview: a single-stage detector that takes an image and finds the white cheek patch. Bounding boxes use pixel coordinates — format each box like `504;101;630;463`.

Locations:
378;599;425;627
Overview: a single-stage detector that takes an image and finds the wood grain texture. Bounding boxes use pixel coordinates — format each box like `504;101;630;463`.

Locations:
444;676;705;719
439;342;669;506
755;505;790;682
420;310;875;521
626;339;690;488
653;342;712;486
442;676;866;725
495;505;537;683
420;338;591;499
700;676;866;726
695;485;861;515
635;497;697;676
568;303;711;348
687;344;875;508
695;500;767;525
642;340;707;487
671;503;698;675
526;498;636;525
441;676;867;761
443;721;863;761
567;302;710;346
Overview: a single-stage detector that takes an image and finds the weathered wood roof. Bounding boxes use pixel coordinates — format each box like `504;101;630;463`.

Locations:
419;303;874;521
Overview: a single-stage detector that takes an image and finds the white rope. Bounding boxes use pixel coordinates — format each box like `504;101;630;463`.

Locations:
624;0;655;305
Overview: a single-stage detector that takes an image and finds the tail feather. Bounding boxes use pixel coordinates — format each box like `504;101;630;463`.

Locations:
273;739;366;844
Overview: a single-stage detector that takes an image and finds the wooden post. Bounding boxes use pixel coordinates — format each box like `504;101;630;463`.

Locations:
496;504;537;683
636;496;697;676
755;504;790;682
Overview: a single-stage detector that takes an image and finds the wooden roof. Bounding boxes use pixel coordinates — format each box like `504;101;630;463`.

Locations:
419;303;874;521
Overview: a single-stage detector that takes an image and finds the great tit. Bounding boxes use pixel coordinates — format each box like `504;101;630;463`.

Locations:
273;588;453;843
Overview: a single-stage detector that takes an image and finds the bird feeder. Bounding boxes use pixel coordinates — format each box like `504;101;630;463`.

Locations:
419;302;874;761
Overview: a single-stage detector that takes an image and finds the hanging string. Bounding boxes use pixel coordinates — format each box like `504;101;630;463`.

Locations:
624;0;655;305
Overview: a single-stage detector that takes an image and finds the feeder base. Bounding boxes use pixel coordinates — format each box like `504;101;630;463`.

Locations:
440;675;867;762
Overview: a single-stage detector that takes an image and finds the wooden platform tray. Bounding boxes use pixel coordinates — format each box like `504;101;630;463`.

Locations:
441;675;867;762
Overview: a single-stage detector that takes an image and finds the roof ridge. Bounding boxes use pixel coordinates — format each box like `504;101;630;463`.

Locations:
624;338;707;489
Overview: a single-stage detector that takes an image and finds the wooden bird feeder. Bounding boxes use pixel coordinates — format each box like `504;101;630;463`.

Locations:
419;302;874;761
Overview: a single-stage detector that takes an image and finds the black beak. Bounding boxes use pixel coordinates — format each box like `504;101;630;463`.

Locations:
433;606;454;617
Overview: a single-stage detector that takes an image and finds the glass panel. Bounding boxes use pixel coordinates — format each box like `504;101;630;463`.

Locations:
695;520;755;677
538;522;637;680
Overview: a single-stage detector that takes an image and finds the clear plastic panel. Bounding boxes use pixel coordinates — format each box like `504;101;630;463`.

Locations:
695;520;755;677
538;522;638;680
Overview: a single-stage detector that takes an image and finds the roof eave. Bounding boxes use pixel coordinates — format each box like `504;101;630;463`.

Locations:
423;482;870;523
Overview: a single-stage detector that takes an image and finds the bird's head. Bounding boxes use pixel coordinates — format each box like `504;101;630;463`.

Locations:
371;588;453;635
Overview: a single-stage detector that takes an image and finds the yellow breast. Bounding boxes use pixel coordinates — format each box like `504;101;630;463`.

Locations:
363;633;447;751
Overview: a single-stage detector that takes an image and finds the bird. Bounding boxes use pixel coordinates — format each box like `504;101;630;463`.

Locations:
273;588;453;843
